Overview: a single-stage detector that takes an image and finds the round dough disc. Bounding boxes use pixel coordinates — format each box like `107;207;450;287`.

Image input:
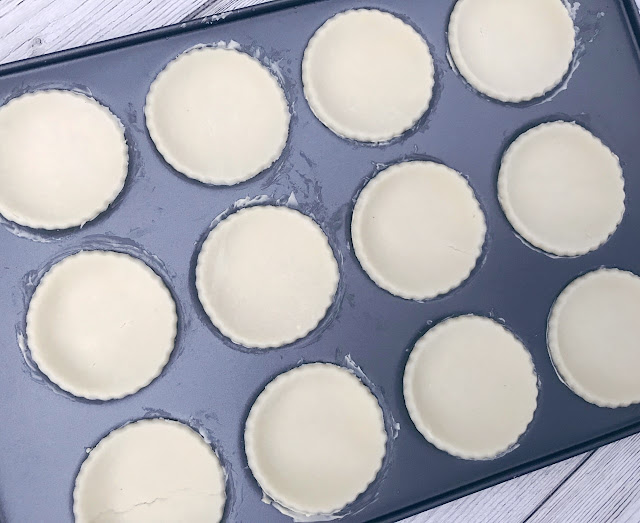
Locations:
26;251;177;400
245;363;386;515
352;161;486;300
303;9;434;142
448;0;575;102
404;315;538;459
0;90;128;230
196;206;339;348
74;419;226;523
499;121;624;256
146;47;290;185
548;269;640;407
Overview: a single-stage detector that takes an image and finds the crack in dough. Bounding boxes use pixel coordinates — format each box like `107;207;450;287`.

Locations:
74;419;226;523
89;489;219;523
351;161;485;300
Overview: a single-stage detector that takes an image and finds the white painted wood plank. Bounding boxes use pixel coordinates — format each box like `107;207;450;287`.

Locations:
0;0;207;65
526;433;640;523
401;453;590;523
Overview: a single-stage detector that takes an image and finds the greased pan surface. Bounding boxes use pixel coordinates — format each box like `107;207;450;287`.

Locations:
1;1;640;521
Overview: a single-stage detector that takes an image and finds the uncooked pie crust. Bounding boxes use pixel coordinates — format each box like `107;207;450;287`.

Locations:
404;315;538;459
73;419;226;523
303;9;434;142
0;90;128;230
146;46;290;185
351;161;486;300
245;363;387;515
499;121;625;256
196;206;339;348
26;250;177;400
548;269;640;407
448;0;575;102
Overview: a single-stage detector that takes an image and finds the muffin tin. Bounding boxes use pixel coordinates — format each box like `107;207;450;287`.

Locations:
1;0;640;521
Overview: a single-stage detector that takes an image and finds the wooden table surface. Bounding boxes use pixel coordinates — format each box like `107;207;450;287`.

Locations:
1;1;640;522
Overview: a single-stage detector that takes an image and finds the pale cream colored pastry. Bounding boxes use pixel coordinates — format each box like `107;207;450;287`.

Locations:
499;121;624;256
0;90;128;230
404;315;538;459
196;206;339;348
74;419;226;523
448;0;575;102
245;363;386;515
352;161;485;300
303;9;434;142
548;269;640;407
27;251;177;400
146;46;290;185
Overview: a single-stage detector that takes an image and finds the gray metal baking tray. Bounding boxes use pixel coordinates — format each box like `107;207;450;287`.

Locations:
1;0;640;521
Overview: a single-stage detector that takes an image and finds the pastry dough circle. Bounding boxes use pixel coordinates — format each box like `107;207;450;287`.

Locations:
74;419;226;523
303;9;434;142
548;269;640;407
245;363;387;515
404;315;538;459
499;121;624;256
146;47;290;185
0;90;128;230
448;0;575;102
27;251;177;400
352;161;486;300
196;206;339;348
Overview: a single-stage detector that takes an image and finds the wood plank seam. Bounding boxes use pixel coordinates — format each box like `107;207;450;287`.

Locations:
521;451;595;523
